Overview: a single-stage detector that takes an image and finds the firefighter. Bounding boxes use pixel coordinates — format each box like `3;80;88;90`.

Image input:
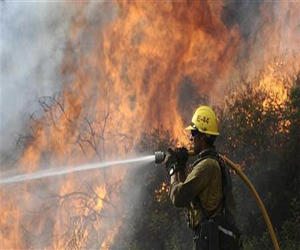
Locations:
164;106;241;250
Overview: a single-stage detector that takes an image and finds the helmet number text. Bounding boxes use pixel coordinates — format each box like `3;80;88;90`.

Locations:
197;115;210;124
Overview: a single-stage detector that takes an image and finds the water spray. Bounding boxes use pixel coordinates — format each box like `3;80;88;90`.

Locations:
154;149;280;250
0;155;155;185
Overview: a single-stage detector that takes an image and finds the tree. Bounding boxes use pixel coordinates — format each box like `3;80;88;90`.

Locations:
216;74;300;249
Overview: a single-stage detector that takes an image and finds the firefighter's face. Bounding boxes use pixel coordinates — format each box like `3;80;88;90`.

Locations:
190;130;204;154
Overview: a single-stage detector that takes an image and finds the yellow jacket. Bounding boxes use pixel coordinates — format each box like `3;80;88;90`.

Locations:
169;158;222;229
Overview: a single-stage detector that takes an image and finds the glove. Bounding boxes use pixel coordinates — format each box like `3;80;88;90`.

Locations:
163;148;177;176
174;147;188;171
163;147;188;176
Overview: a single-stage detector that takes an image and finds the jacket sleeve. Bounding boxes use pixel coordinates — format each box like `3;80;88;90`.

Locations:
169;162;212;207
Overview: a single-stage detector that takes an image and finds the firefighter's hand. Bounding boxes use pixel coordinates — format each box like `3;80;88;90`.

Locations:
163;148;177;176
174;147;188;171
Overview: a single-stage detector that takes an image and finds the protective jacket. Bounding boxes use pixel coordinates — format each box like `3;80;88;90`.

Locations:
169;149;240;250
169;155;223;228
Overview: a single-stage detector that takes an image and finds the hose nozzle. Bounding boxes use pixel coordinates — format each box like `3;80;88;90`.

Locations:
154;151;165;164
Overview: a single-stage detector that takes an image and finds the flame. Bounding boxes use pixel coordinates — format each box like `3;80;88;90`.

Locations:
101;1;242;144
94;186;107;211
155;181;169;203
1;1;300;249
258;59;296;110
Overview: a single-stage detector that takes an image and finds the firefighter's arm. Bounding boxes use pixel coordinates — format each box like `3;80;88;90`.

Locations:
169;162;211;207
170;172;179;184
170;170;187;183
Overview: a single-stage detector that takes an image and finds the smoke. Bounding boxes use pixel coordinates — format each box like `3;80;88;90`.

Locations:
222;0;300;80
0;2;76;156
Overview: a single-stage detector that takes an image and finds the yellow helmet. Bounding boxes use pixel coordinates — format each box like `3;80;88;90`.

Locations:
185;106;219;136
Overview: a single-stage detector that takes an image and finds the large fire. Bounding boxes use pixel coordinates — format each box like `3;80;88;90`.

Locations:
1;1;299;249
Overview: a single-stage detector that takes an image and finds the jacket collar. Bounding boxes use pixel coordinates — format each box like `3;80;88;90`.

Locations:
197;147;217;159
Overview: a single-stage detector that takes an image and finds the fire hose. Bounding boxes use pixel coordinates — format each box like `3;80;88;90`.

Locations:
154;150;280;250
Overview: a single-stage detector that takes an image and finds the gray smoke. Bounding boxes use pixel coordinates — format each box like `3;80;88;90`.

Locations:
222;0;300;79
0;1;119;159
0;2;76;156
